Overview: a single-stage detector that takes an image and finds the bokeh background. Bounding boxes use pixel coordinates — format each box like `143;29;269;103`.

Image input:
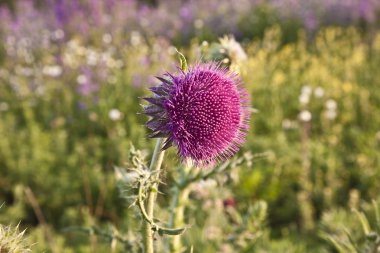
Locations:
0;0;380;252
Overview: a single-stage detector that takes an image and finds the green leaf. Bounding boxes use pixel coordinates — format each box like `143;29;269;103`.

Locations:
325;235;352;253
353;209;371;235
343;228;361;253
176;49;187;72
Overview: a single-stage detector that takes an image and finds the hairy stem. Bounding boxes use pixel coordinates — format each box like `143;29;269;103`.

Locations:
143;138;166;253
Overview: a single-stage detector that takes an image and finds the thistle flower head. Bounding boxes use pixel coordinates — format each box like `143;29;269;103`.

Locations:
144;63;250;166
0;223;31;253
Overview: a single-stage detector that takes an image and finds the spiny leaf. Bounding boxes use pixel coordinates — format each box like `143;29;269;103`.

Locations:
145;118;164;130
149;86;168;96
142;97;164;107
162;138;173;150
144;105;164;116
156;76;174;86
148;131;168;138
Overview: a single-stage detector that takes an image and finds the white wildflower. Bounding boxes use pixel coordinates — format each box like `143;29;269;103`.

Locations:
219;35;248;62
222;58;230;64
299;93;310;105
130;31;141;46
109;109;123;121
102;33;112;44
314;86;325;98
301;85;312;95
76;75;87;84
42;65;62;77
282;119;297;129
326;99;337;110
299;110;312;122
52;29;65;40
86;49;98;66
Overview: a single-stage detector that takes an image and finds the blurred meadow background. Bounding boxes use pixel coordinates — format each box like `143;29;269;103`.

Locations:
1;0;380;252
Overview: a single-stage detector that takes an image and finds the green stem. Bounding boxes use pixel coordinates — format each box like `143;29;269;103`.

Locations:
143;138;166;253
169;186;191;253
168;163;192;253
137;180;188;236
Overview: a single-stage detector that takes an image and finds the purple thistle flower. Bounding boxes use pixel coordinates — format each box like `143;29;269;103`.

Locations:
144;63;250;166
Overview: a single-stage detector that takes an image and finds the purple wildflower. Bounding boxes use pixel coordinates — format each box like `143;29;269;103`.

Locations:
144;63;250;166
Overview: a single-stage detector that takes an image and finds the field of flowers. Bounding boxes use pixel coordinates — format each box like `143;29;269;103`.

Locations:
1;0;380;252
